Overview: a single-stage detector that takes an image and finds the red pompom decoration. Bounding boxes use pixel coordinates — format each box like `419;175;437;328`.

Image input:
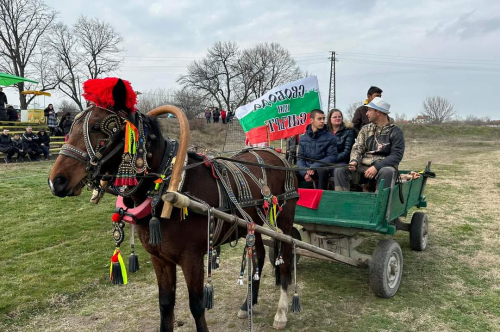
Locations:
111;252;119;263
112;213;121;223
82;77;137;112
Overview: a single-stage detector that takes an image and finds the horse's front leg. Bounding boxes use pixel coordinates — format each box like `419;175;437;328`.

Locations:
181;254;209;332
238;234;265;318
273;241;292;330
151;256;177;332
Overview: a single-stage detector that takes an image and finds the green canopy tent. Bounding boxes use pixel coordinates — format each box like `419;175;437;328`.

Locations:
0;73;38;86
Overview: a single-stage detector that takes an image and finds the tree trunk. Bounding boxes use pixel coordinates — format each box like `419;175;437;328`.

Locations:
17;82;28;109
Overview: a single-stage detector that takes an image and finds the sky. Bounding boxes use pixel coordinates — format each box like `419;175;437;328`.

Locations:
4;0;500;120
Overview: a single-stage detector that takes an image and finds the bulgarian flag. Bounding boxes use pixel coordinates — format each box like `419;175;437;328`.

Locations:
236;76;321;145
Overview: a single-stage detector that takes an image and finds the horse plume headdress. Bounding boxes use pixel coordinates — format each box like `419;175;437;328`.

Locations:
82;77;137;113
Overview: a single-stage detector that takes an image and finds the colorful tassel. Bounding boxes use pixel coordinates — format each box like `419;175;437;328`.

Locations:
148;217;162;245
109;248;128;285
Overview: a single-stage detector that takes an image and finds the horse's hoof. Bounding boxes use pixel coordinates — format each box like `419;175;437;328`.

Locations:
237;309;248;319
273;320;287;330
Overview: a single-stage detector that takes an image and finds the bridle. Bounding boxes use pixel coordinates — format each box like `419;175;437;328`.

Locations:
59;106;145;196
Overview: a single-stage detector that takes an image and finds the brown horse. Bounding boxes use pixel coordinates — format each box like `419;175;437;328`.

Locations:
48;79;297;332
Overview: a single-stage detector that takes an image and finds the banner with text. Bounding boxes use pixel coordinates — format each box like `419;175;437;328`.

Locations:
235;76;321;144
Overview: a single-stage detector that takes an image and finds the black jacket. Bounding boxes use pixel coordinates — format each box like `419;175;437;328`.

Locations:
0;92;7;108
0;133;12;152
332;123;355;163
352;105;369;136
12;138;25;150
60;117;73;134
22;131;39;150
37;133;50;147
297;125;338;177
7;106;17;121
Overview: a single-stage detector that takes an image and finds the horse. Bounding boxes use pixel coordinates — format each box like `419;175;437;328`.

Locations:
48;78;298;332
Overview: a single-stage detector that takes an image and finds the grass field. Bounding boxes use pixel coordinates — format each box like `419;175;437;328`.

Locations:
1;125;500;332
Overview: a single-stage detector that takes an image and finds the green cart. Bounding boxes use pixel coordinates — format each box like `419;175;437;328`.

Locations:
290;162;434;298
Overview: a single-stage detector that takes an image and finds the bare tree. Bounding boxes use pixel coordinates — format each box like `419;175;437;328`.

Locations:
394;112;408;123
247;43;303;100
56;99;79;117
178;41;303;112
74;16;123;79
421;96;455;124
345;101;363;122
48;17;124;111
48;22;85;111
173;88;206;120
136;88;175;114
0;0;57;108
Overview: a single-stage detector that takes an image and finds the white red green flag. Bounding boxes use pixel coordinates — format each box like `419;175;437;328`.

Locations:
235;76;321;144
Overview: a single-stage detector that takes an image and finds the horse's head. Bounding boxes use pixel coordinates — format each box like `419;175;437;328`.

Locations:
49;78;137;197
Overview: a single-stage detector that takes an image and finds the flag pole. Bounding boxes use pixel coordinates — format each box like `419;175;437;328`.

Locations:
265;120;271;147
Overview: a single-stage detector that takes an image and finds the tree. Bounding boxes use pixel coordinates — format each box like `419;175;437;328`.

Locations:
48;17;124;112
74;16;123;79
178;41;303;113
49;22;85;111
345;101;362;122
0;0;57;108
56;99;79;116
136;88;175;114
394;112;407;123
173;88;206;120
421;96;455;124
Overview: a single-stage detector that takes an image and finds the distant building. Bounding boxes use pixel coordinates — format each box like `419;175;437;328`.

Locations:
411;115;431;124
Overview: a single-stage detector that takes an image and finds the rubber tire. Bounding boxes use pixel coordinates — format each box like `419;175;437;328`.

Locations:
410;212;429;251
268;227;301;266
369;239;403;298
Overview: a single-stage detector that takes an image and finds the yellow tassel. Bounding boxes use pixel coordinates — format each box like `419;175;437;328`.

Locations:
109;248;128;285
182;207;188;220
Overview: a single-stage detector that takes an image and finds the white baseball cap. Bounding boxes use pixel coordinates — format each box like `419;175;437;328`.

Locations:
366;97;391;114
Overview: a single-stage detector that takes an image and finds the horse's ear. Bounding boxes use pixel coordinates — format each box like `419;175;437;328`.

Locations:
112;79;127;111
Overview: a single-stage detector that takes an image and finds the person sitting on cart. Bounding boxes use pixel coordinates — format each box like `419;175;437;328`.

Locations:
334;97;404;192
297;109;338;190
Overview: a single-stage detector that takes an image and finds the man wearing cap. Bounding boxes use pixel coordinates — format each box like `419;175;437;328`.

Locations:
352;86;383;136
334;97;405;191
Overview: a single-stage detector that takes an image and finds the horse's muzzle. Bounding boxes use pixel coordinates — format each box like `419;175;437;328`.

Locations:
49;175;72;197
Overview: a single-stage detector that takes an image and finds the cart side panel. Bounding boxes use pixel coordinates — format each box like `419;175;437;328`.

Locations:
294;191;386;230
380;176;425;222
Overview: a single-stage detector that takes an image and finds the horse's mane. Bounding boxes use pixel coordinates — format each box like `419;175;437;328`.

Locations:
142;113;164;142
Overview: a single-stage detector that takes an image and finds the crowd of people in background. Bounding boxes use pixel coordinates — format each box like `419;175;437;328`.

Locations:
1;103;74;163
205;107;233;124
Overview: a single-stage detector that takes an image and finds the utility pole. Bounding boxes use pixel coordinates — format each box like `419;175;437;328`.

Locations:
327;51;337;111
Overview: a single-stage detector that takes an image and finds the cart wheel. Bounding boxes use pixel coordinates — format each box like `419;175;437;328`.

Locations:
369;239;403;298
410;212;428;251
268;227;302;266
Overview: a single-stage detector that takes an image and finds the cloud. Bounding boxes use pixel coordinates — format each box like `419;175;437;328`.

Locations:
428;11;500;39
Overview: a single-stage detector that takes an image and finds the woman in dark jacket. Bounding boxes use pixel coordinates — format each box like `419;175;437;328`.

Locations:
59;113;73;135
37;130;50;160
7;105;18;121
326;109;355;164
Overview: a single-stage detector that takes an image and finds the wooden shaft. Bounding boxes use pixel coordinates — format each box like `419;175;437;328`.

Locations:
162;191;363;267
148;105;190;218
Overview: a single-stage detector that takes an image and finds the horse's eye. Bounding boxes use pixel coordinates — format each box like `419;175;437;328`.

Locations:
91;124;101;132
